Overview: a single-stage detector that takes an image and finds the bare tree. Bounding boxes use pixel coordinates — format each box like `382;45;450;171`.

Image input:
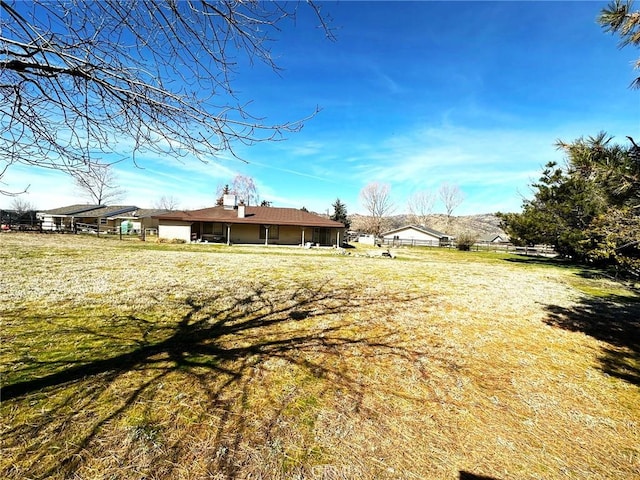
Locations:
153;195;180;211
359;182;395;237
231;174;259;206
11;197;35;215
438;182;464;221
407;190;435;227
8;197;36;227
72;163;126;205
0;1;333;192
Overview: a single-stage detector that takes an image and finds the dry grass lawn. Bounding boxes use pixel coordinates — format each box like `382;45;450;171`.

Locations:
1;233;638;480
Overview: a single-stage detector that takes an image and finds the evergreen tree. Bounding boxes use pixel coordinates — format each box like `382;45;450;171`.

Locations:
330;198;350;229
498;134;639;275
216;184;230;206
598;0;640;89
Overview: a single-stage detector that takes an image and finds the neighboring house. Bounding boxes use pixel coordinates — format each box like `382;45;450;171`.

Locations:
39;204;102;231
381;225;451;247
153;196;345;245
79;205;140;233
479;233;508;244
39;204;144;233
114;208;170;236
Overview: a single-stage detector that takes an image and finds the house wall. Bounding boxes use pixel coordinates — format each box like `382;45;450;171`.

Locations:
226;225;340;245
40;216;81;232
142;218;161;230
159;221;192;242
159;220;342;245
381;227;443;247
272;226;303;245
358;234;376;245
40;215;62;231
226;224;258;244
215;224;342;245
383;227;440;243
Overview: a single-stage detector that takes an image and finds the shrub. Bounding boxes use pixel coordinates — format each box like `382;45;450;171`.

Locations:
156;238;186;244
456;232;478;251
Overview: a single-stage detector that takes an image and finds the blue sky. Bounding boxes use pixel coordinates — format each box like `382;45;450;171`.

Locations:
3;1;639;215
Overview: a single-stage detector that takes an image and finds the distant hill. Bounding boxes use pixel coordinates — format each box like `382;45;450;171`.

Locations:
349;213;507;238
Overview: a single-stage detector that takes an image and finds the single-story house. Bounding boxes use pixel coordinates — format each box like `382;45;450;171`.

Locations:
153;196;345;246
76;205;140;233
38;204;102;231
479;233;509;244
381;225;451;247
38;204;168;235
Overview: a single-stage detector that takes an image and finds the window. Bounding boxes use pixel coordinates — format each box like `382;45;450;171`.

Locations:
259;225;279;239
202;222;213;234
313;227;331;245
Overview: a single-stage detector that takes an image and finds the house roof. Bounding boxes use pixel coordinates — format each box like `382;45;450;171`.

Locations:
479;233;508;242
154;206;345;228
138;208;173;218
39;204;102;216
382;224;449;238
115;208;171;219
86;205;139;218
39;204;140;217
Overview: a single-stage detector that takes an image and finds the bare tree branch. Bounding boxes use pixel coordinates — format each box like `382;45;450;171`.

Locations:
407;190;435;227
359;182;395;237
71;163;126;205
438;182;464;227
231;174;259;206
153;195;180;211
10;196;35;214
0;0;333;192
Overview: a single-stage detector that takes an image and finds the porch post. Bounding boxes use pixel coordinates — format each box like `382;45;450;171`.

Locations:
301;227;305;247
337;229;340;247
264;225;269;246
226;223;232;245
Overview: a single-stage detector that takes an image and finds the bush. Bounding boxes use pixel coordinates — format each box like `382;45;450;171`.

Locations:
456;232;477;251
156;237;186;244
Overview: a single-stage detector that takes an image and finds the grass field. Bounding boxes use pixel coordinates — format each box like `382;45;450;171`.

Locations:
1;233;638;480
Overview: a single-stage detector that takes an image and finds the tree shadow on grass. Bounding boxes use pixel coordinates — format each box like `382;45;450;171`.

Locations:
504;255;638;289
1;281;425;479
544;294;640;385
504;255;588;272
459;471;499;480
